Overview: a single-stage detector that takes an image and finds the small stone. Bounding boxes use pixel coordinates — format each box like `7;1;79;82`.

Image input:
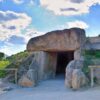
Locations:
3;87;13;91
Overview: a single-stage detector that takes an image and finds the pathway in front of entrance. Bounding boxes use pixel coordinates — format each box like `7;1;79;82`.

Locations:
1;78;100;100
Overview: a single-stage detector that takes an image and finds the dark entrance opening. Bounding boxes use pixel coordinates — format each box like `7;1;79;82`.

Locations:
56;51;74;76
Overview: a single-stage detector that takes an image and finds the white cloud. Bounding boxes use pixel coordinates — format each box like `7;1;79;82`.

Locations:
0;10;45;55
23;28;45;43
0;28;44;55
13;0;24;4
40;0;100;16
67;20;89;29
12;0;35;5
0;11;32;41
0;43;26;56
0;0;3;2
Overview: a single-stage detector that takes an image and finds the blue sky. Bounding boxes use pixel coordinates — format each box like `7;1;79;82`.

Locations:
0;0;100;55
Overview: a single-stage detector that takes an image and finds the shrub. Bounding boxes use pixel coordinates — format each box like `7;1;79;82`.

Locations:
0;52;5;60
0;60;10;78
0;70;7;78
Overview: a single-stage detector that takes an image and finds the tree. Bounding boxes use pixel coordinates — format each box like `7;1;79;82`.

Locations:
0;52;5;60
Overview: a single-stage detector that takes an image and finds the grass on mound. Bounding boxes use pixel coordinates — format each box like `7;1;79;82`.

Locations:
0;60;10;69
82;50;100;82
6;51;30;62
84;50;100;59
0;51;30;78
0;60;10;78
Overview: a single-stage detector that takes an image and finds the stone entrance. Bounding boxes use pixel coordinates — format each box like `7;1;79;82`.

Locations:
56;51;74;76
16;28;91;88
42;51;74;79
27;28;86;81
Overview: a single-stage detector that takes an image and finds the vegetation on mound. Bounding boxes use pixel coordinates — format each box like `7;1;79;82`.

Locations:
0;51;31;78
82;50;100;82
84;50;100;59
0;60;10;78
6;50;30;62
0;52;5;60
0;60;10;69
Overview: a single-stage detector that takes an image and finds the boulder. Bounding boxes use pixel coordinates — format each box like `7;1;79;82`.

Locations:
65;60;87;89
17;53;40;87
65;61;75;88
18;65;38;87
27;69;38;84
72;69;87;90
18;75;36;87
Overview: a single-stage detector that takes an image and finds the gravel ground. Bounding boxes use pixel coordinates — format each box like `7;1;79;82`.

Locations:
0;78;100;100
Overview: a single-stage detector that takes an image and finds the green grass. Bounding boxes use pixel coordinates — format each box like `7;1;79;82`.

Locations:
84;50;100;58
0;60;10;78
6;51;30;63
82;50;100;81
0;60;10;69
0;51;30;78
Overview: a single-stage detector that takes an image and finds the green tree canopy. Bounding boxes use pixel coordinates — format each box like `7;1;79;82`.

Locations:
0;52;5;60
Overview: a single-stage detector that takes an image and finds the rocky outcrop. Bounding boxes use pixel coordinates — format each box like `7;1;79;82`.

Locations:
72;69;87;90
65;60;88;90
17;53;39;87
85;37;100;50
18;69;38;87
27;28;86;52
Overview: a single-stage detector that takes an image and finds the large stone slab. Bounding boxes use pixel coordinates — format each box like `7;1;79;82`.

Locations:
27;28;86;52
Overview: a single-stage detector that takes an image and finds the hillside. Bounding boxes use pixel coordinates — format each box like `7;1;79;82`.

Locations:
0;50;31;78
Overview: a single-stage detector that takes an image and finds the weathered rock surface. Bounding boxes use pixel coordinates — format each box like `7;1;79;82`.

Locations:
18;75;36;87
72;69;87;90
65;60;88;89
17;52;41;87
85;37;100;50
27;28;86;52
65;67;73;88
74;49;81;60
65;60;75;88
18;71;38;87
18;59;39;87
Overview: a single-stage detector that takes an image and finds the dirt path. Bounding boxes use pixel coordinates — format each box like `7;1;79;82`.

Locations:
0;78;100;100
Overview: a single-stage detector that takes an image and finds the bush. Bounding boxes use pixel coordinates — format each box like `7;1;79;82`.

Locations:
0;52;5;60
7;51;29;62
0;60;10;78
82;57;91;76
82;50;94;76
0;70;7;78
84;50;100;58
